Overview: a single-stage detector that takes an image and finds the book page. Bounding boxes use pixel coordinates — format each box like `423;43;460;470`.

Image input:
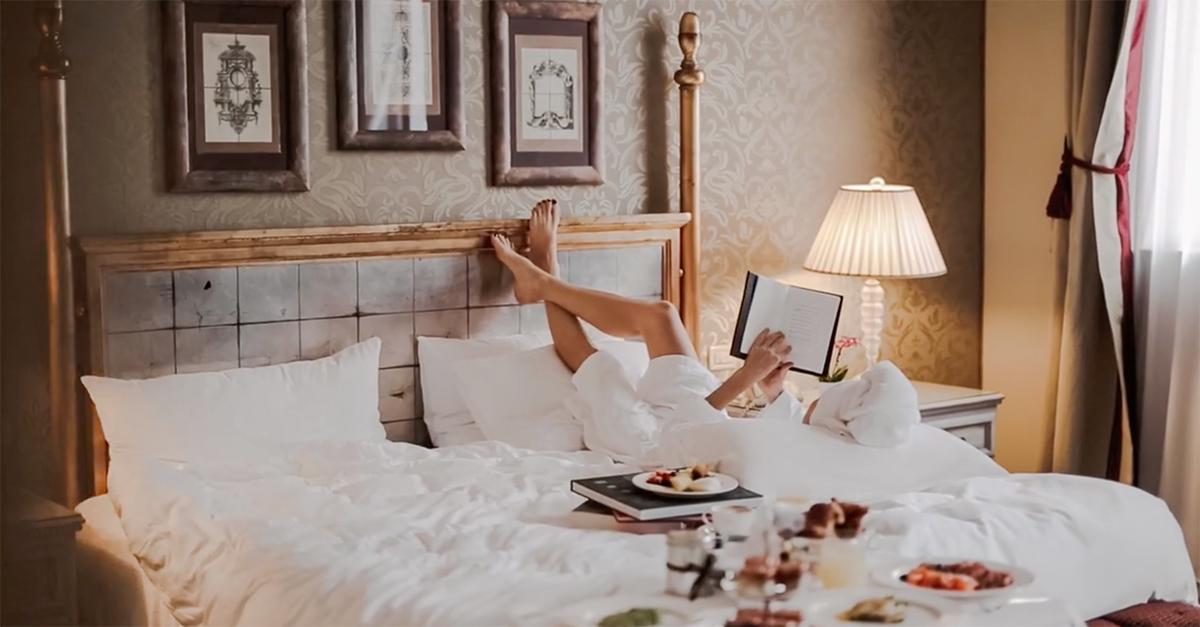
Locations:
737;278;789;354
780;287;843;373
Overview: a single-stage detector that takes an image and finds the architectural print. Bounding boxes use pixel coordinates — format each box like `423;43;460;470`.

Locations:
366;1;434;111
199;29;276;147
489;1;603;186
163;0;309;192
516;39;583;154
336;0;463;150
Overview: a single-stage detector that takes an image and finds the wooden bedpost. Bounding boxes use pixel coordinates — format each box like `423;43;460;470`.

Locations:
34;0;80;506
674;13;704;355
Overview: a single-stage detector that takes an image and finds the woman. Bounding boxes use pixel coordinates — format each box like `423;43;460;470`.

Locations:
494;200;810;458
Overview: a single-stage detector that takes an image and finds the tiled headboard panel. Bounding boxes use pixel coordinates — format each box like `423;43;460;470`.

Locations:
79;215;689;494
99;247;664;445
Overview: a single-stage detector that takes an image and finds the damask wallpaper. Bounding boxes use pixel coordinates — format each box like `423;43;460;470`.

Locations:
1;0;983;498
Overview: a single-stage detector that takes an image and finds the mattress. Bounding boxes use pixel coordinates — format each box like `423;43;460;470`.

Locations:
103;440;1198;626
76;495;181;627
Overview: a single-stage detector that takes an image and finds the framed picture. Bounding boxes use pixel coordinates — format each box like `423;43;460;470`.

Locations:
163;0;309;193
489;1;603;187
335;0;463;151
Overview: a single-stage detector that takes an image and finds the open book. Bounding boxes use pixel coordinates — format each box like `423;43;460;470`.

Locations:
731;272;844;377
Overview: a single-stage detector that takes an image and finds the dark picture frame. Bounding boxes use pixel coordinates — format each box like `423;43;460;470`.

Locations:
335;0;464;151
489;1;603;187
163;0;309;193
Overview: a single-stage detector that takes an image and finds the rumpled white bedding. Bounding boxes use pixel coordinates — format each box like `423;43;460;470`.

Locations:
109;441;1198;627
76;495;181;627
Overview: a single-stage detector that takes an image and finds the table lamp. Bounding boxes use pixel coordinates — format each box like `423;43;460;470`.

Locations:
803;177;946;370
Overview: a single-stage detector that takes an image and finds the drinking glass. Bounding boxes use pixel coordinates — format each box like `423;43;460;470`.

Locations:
717;529;806;607
813;536;869;589
703;503;758;544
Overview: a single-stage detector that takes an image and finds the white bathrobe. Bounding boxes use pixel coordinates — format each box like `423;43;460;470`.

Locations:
565;350;807;462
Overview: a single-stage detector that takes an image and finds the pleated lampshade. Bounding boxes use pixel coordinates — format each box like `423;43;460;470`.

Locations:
803;177;947;278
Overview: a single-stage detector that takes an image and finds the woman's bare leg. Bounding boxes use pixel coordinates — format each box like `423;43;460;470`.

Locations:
528;200;596;372
491;234;696;360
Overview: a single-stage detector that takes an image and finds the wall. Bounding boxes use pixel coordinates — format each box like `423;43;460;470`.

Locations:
1;0;984;499
982;0;1066;473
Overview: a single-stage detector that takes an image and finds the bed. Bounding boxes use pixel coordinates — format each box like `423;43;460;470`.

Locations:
20;8;1193;627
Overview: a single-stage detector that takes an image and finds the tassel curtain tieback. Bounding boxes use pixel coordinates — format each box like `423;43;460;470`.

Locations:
1045;139;1131;220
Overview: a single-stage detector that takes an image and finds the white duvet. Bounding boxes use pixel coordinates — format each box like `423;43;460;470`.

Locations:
109;441;1197;627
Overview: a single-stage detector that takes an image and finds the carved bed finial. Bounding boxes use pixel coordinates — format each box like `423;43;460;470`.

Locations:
33;0;70;79
675;12;705;88
673;11;703;352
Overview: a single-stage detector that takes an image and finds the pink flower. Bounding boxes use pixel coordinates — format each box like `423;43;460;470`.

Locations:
824;336;858;381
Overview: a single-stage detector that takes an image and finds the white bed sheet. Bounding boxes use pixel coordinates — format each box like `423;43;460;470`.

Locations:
106;441;1197;626
76;495;182;627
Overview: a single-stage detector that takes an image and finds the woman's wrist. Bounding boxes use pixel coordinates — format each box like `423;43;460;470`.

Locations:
729;367;758;393
763;386;783;404
707;367;756;410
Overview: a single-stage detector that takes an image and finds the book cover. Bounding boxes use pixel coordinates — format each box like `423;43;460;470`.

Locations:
570;472;763;521
570;501;705;527
612;510;705;524
731;271;844;377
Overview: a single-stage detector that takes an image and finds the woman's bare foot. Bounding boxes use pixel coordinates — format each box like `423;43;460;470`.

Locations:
528;199;560;275
490;234;548;304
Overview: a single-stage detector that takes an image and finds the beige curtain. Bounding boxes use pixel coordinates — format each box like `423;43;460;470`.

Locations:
1046;0;1134;480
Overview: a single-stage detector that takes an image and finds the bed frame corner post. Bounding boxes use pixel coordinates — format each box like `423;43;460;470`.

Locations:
34;0;82;507
674;12;705;355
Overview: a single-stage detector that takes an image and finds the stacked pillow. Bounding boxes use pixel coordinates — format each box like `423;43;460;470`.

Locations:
83;327;652;459
417;334;549;447
419;333;651;450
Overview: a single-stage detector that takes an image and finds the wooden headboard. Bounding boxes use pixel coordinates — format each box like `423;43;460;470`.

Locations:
76;215;690;496
31;5;705;505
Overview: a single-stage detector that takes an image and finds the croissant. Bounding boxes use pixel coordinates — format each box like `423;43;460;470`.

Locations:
833;499;869;539
798;499;870;539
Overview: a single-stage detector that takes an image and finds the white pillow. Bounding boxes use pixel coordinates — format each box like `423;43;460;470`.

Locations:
655;419;1008;502
81;338;384;466
597;338;653;380
454;341;651;451
417;334;547;446
436;423;488;447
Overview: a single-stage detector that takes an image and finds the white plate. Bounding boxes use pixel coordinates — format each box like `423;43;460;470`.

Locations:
799;587;959;626
545;595;699;627
632;471;739;499
871;558;1035;601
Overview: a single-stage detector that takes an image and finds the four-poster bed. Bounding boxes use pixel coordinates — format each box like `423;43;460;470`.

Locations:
53;9;710;504
34;0;82;509
28;5;1199;627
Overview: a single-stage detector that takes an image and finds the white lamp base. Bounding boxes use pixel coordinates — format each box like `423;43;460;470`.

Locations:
860;278;884;370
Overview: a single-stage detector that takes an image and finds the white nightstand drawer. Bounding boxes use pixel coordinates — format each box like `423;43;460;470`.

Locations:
945;424;988;449
913;381;1002;457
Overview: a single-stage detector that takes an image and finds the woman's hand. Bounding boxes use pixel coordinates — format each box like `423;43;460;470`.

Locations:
758;362;793;403
706;330;793;412
743;329;792;382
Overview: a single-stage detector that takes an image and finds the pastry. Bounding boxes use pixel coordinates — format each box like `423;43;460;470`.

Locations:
836;596;906;623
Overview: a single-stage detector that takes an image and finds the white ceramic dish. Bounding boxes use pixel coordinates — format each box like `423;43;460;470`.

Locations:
799;586;959;626
543;595;698;627
631;471;739;499
871;558;1035;601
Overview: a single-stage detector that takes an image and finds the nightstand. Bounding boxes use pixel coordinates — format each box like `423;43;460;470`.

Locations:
1;491;84;626
913;381;1004;457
